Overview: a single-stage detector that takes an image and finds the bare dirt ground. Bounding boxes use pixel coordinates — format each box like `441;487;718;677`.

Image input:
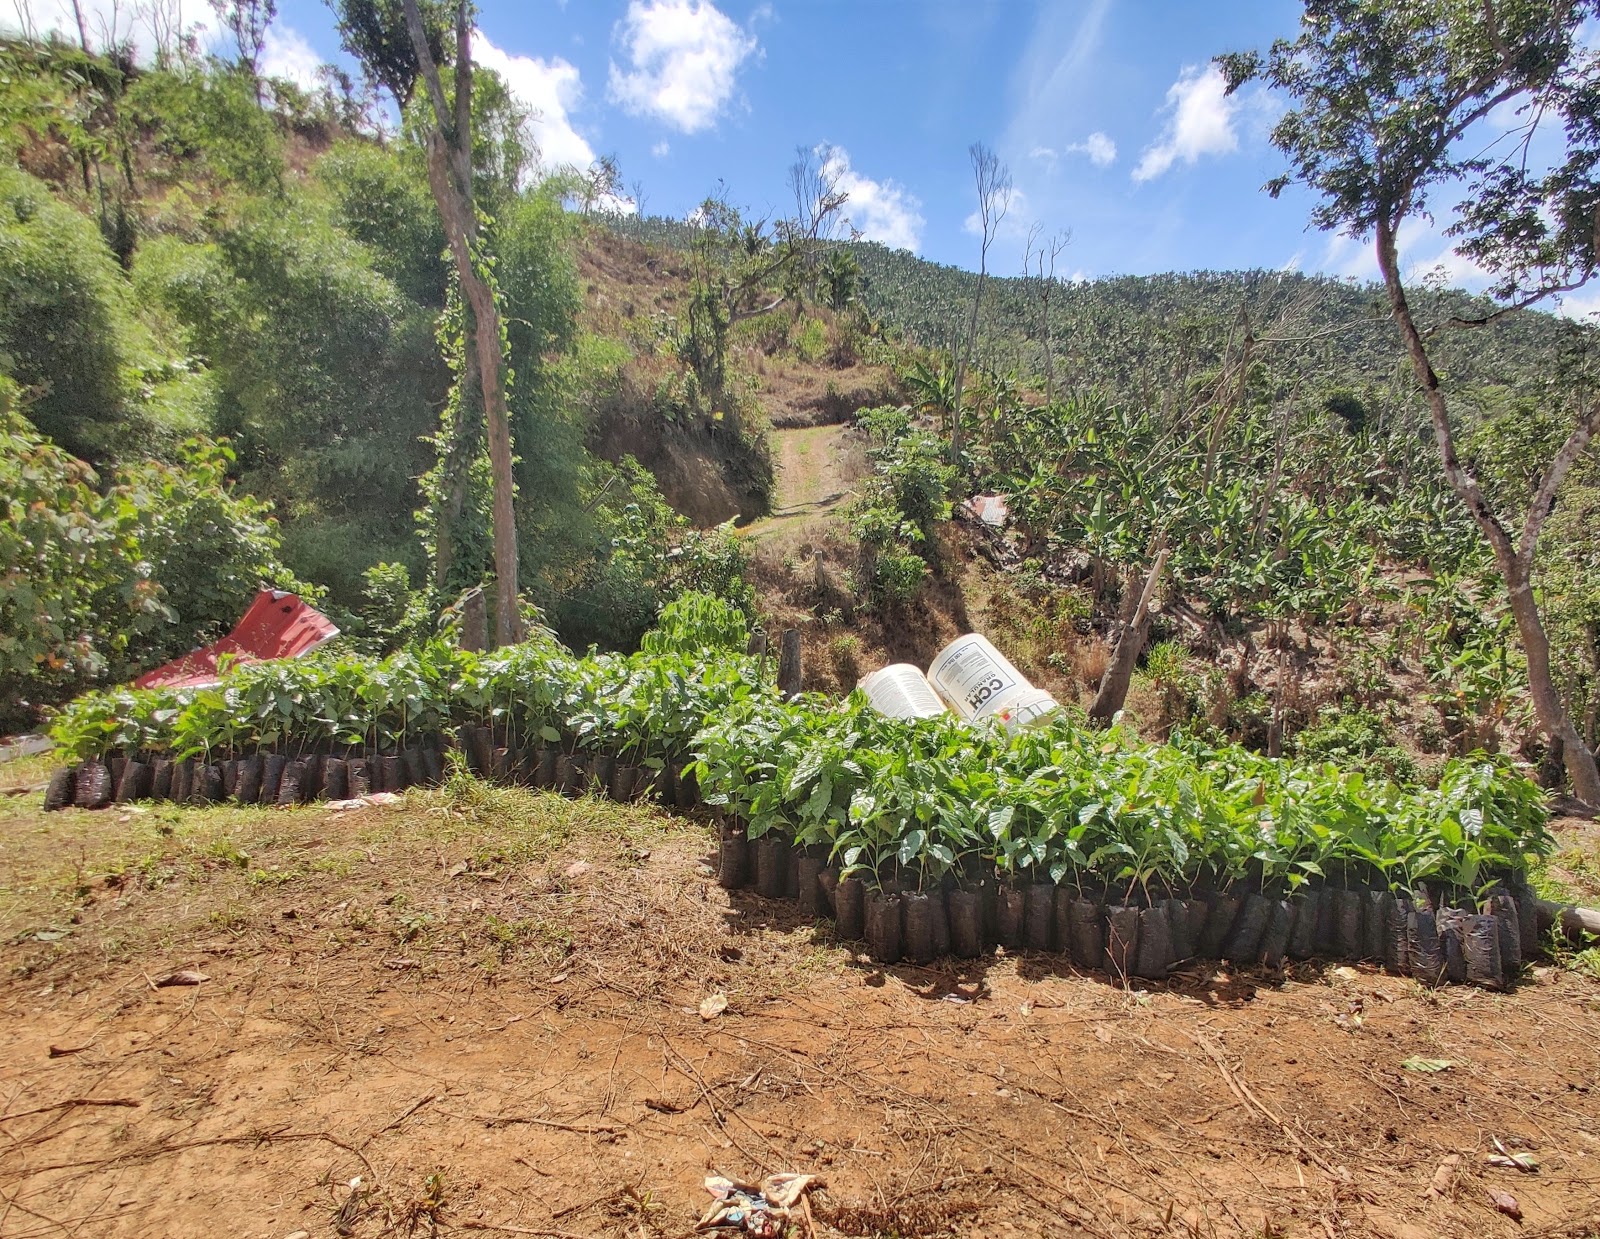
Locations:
743;424;868;550
2;773;1599;1239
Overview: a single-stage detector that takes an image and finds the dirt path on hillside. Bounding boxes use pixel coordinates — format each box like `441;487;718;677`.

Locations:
3;790;1600;1238
745;424;864;545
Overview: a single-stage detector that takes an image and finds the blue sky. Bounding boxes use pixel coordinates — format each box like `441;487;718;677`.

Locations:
0;0;1549;292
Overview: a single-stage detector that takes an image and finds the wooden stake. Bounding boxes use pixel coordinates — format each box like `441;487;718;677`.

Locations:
459;586;487;653
778;629;803;700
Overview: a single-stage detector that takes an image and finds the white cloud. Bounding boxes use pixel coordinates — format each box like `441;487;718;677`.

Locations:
1033;133;1117;170
1133;64;1238;182
1320;229;1360;276
1554;288;1600;320
1409;245;1488;287
651;140;671;158
471;31;597;173
1069;131;1116;166
816;144;923;252
2;0;133;49
1279;250;1303;273
261;25;322;90
607;0;758;134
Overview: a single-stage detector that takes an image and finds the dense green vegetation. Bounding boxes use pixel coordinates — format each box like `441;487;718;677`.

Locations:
8;0;1600;838
693;692;1548;899
0;35;758;723
1;401;304;719
48;595;1551;903
614;214;1581;408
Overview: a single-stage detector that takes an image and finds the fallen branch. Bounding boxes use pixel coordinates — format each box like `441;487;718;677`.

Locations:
376;1093;435;1135
0;1098;141;1123
470;1114;622;1135
17;1128;377;1181
1190;1034;1339;1178
1536;899;1600;941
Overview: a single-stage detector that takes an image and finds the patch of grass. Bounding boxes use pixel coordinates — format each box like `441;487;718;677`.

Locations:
1;778;688;986
1530;840;1600;906
1529;861;1575;904
1;751;56;789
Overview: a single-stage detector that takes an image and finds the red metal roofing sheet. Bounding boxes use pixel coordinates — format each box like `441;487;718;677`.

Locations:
133;590;340;690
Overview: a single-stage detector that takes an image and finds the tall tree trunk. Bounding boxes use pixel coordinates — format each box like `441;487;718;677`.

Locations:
405;0;520;647
421;137;520;647
1375;218;1600;804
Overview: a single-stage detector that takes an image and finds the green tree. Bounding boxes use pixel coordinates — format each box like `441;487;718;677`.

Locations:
113;438;311;663
0;164;139;459
0;400;155;724
334;0;522;644
315;139;447;307
134;196;444;596
679;180;845;407
0;396;305;722
126;63;284;192
329;0;451;106
208;0;278;91
1223;0;1600;802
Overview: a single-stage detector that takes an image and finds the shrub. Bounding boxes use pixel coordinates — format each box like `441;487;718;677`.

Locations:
668;519;755;615
794;316;829;363
355;561;432;655
828;633;863;684
0;414;307;724
873;550;928;603
1293;706;1420;784
0;408;158;726
639;592;749;656
114;438;313;665
0;165;140;459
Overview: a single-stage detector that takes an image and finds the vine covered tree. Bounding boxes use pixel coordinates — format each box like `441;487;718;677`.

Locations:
333;0;522;646
1222;0;1600;802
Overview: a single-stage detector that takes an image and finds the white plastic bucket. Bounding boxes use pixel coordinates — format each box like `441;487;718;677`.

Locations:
859;663;948;719
928;634;1058;731
990;687;1059;731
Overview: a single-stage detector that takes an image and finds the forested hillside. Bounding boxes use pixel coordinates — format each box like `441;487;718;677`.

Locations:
0;35;761;725
6;15;1600;805
616;213;1581;413
613;207;1600;793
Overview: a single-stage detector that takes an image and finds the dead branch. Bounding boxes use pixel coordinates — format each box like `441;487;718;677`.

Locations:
0;1098;141;1123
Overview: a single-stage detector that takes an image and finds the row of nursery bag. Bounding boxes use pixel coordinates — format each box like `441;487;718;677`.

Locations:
42;615;1551;906
47;630;753;771
43;733;703;811
712;821;1533;989
688;691;1551;904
